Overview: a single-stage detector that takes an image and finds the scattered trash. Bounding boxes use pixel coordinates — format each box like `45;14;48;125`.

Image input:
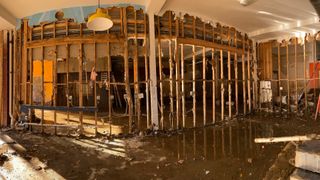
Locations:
177;160;184;164
205;170;210;175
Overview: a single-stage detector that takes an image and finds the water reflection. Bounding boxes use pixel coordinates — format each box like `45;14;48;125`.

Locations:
150;120;276;162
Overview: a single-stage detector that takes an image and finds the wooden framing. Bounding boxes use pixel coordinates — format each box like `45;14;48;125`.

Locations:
13;7;255;134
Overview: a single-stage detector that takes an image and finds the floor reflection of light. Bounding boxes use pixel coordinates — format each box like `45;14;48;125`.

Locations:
65;138;127;158
0;134;65;180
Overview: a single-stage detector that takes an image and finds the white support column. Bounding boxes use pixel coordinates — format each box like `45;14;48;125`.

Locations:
148;12;159;129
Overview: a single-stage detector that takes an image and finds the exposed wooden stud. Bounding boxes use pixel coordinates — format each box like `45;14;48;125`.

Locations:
123;8;133;133
192;45;196;127
94;42;97;135
286;44;290;112
133;11;141;129
220;50;224;121
158;38;164;129
144;14;150;129
41;45;44;133
228;51;231;119
79;43;84;134
175;39;180;129
212;49;216;124
247;50;252;113
157;16;164;130
203;47;206;125
242;53;247;114
53;45;57;135
294;38;298;112
66;44;70;124
169;40;174;129
235;53;239;115
181;44;186;128
175;19;181;130
303;36;307;114
278;44;282;112
107;41;112;135
22;19;28;104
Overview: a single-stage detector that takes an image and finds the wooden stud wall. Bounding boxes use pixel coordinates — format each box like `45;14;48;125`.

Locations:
258;34;320;116
13;8;255;133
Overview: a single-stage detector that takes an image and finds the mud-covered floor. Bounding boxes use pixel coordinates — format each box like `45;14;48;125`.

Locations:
1;112;320;180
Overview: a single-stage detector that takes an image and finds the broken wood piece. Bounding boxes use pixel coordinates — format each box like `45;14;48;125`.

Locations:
255;134;320;143
0;143;8;155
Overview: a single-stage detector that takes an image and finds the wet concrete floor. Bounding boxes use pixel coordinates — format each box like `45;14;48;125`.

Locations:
1;112;320;179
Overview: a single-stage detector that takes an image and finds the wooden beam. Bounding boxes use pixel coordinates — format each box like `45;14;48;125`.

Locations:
177;37;244;54
247;51;252;113
235;53;239;115
212;49;216;124
26;35;125;48
79;43;83;134
228;51;231;119
242;53;247;114
175;39;180;129
192;45;196;127
286;44;290;112
169;40;174;129
22;19;28;104
181;44;186;128
203;47;206;125
220;50;224;121
134;11;141;130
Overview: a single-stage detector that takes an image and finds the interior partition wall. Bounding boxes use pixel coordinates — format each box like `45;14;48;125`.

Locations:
7;6;255;135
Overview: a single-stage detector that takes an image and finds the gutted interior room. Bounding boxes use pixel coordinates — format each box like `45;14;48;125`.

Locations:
1;0;320;179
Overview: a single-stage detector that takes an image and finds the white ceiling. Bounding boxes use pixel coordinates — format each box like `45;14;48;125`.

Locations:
0;0;318;41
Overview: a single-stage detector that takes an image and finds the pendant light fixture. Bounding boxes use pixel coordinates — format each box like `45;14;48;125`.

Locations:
87;0;113;31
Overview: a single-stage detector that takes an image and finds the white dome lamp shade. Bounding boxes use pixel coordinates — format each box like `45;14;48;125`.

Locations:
87;0;113;31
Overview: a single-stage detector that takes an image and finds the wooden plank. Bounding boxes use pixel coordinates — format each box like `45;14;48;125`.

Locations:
66;44;70;124
133;11;141;129
235;53;239;115
228;51;231;119
107;41;112;134
286;44;290;112
203;47;206;125
157;16;164;130
247;51;252;113
123;8;133;133
177;38;244;55
304;36;308;113
175;19;180;129
79;43;83;134
181;44;186;128
22;19;28;104
294;38;298;111
94;42;97;135
41;45;44;133
242;53;247;114
27;35;125;48
0;31;3;126
278;44;282;111
144;14;150;129
212;49;216;124
192;45;196;127
175;39;180;129
53;45;57;134
220;50;224;120
169;40;174;129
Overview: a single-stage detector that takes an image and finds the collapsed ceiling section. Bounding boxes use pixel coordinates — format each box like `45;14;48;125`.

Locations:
0;0;318;41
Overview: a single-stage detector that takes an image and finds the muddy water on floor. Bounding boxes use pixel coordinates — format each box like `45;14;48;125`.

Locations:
140;120;285;179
